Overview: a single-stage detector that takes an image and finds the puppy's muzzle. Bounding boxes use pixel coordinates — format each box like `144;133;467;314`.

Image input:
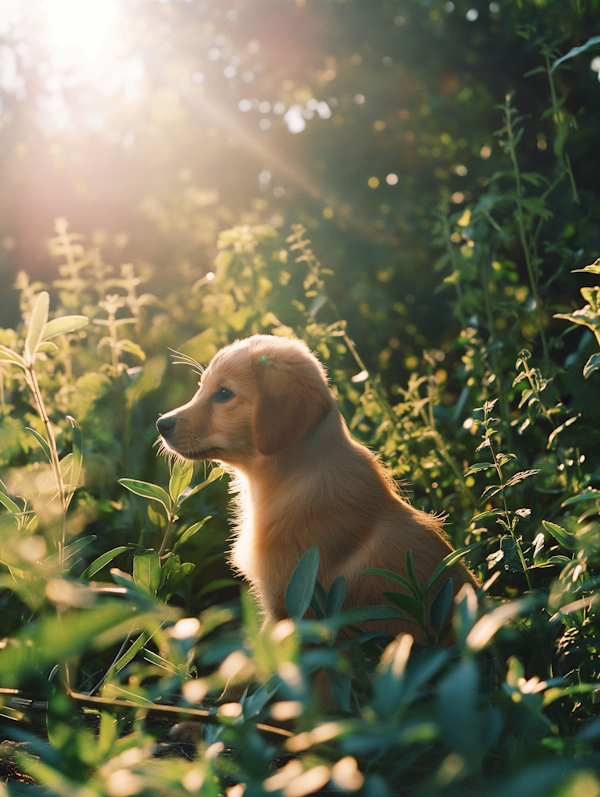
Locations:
156;415;177;439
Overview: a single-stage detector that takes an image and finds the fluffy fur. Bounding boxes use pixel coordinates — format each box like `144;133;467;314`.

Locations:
157;334;477;636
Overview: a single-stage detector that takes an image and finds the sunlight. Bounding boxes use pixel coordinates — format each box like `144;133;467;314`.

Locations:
43;0;120;59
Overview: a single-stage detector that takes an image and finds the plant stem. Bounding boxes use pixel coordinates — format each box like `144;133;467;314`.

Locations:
159;511;178;558
24;363;67;566
503;96;549;363
545;54;579;205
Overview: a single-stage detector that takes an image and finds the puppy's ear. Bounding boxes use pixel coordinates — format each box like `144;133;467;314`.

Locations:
251;351;330;455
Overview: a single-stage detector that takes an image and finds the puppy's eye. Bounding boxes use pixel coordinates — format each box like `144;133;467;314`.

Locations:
214;387;235;403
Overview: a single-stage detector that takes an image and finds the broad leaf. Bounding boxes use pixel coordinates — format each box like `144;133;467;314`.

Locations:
174;517;211;550
405;549;422;597
133;551;161;596
184;466;225;500
430;578;454;633
464;462;495;476
542;520;577;551
551;35;600;73
363;567;414;595
0;345;26;368
82;547;131;579
169;460;194;503
383;592;426;627
117;338;146;361
423;541;486;596
326;666;352;712
42;315;88;341
0;488;21;514
24;291;49;361
119;479;172;512
325;576;347;617
27;427;52;463
583;352;600;379
62;535;97;563
285;546;320;620
561;489;600;507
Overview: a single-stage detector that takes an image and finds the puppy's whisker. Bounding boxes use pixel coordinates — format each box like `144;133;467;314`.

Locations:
168;348;206;377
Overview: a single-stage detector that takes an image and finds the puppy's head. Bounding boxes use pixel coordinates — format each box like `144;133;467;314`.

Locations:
157;335;332;465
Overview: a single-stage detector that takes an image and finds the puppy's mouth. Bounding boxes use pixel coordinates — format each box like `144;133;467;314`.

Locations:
160;438;225;462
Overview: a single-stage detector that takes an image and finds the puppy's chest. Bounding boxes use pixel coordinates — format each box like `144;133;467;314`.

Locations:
230;500;298;595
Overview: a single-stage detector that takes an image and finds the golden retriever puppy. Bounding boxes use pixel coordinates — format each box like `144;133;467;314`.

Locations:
157;334;477;636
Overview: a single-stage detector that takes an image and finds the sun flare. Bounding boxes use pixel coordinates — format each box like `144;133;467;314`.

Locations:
43;0;120;58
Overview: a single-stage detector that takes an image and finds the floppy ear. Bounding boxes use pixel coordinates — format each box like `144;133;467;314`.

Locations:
251;352;330;455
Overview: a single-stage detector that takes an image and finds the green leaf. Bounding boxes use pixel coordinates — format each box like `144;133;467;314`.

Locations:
62;535;97;563
0;344;26;368
546;415;578;448
362;567;414;595
561;489;600;507
424;541;486;596
310;580;328;620
480;484;502;501
438;658;480;768
470;509;503;523
42;315;88;341
503;469;540;489
325;667;352;712
36;341;58;354
184;466;225;500
0;488;21;514
430;578;453;633
169;460;194;503
383;591;426;627
174;518;211;550
553;311;598;330
325;576;347;617
82;547;131;579
142;647;179;674
551;35;600;73
24;292;50;361
542;520;577;551
117;338;146;361
285;546;320;620
313;605;408;639
26;428;52;463
60;453;74;485
133;551;161;596
119;479;172;512
112;631;150;676
405;549;422;598
574;257;600;275
583;352;600;378
464;462;495;476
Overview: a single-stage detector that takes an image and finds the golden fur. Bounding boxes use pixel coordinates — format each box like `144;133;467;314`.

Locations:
157;334;477;636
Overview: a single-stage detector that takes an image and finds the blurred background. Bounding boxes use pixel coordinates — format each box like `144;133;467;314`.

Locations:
0;0;599;367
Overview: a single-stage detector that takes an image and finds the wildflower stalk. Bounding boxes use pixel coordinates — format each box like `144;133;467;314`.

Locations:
502;94;549;362
482;402;532;591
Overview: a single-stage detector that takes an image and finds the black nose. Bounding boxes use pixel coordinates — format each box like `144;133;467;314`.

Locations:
157;415;177;435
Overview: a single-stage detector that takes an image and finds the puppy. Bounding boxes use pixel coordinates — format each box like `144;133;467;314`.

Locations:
157;335;477;637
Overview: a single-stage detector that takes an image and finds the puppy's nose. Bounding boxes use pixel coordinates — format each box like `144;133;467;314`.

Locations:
157;415;177;436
